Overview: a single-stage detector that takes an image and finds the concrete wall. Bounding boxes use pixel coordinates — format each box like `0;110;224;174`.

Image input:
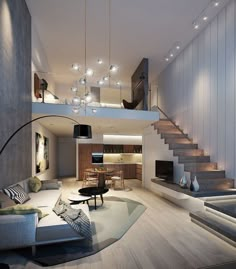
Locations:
158;0;236;185
57;137;76;178
0;0;31;188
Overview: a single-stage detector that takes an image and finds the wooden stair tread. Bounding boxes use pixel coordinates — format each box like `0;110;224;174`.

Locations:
178;156;210;163
173;149;204;156
184;162;217;172
169;143;198;149
190;211;236;242
204;201;236;219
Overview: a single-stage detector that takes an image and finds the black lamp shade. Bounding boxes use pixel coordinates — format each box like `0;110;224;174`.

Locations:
73;124;92;139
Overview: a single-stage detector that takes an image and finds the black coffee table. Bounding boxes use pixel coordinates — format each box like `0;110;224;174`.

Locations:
79;187;109;210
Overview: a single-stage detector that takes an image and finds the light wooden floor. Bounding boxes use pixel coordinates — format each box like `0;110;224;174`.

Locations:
2;178;236;269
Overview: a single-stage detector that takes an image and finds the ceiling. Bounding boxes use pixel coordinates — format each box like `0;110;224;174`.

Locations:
33;113;156;136
27;0;228;137
26;0;228;91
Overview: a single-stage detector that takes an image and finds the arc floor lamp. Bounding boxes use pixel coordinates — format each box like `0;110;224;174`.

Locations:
0;115;92;155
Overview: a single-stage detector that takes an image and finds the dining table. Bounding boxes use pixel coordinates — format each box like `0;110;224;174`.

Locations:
96;168;114;187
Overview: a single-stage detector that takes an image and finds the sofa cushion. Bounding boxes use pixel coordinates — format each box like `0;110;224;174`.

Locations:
28;177;42;193
0;192;16;208
3;184;30;204
0;204;47;219
25;189;61;208
40;179;60;190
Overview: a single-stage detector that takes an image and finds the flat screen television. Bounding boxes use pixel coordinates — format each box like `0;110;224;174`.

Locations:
155;160;173;182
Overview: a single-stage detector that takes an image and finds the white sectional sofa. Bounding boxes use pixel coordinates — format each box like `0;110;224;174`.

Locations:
0;178;90;252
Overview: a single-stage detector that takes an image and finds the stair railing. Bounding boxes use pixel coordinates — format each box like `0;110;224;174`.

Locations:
157;105;192;142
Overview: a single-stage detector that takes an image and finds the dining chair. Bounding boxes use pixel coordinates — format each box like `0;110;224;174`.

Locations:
105;170;114;188
111;170;125;190
83;170;98;187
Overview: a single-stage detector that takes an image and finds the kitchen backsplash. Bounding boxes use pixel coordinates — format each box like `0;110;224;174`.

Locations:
103;153;142;163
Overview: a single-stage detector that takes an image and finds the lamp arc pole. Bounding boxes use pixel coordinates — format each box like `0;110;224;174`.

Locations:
0;115;80;155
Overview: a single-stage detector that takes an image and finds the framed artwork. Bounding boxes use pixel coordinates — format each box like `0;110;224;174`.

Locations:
35;132;49;173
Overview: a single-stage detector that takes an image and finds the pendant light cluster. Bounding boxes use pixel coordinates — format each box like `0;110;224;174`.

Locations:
71;0;119;113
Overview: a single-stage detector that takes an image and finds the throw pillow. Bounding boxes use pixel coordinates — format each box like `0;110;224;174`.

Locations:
40;179;60;190
0;204;48;219
3;184;30;204
0;192;16;209
53;200;66;215
28;177;42;193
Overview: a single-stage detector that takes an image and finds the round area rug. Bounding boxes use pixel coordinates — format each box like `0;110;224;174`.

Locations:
17;196;146;267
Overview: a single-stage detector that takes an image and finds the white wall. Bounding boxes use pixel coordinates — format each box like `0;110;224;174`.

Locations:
57;137;76;178
31;22;56;102
32;122;57;180
158;0;236;183
142;125;184;189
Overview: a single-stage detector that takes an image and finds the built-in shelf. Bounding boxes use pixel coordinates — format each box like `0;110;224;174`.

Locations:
151;178;236;198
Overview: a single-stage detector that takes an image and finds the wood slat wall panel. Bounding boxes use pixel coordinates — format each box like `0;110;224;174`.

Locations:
158;0;236;184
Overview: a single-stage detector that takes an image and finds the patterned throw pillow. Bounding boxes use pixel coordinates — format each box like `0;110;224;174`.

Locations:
3;184;30;204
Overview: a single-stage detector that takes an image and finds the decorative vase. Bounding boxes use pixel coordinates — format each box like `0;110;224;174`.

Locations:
189;180;194;191
179;175;188;189
192;176;200;192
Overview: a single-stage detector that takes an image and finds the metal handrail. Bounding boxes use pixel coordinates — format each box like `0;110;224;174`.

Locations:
157;106;192;142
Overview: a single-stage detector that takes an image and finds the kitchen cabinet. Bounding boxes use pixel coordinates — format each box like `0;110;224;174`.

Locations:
78;144;103;179
123;164;136;178
103;144;142;153
103;144;123;153
136;164;142;180
103;164;136;179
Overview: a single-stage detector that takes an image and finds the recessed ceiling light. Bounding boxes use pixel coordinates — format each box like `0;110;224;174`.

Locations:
203;16;208;21
214;1;219;7
116;81;121;85
97;59;103;64
165;58;169;62
194;24;199;30
72;63;80;71
86;68;94;76
103;76;109;81
170;53;174;57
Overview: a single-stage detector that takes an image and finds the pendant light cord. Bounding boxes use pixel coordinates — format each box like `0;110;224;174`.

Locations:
85;0;87;94
108;0;111;88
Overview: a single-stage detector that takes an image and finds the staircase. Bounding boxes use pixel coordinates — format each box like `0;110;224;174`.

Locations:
153;119;234;191
153;119;236;246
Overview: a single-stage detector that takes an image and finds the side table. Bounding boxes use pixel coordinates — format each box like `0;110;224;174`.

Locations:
68;193;91;205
